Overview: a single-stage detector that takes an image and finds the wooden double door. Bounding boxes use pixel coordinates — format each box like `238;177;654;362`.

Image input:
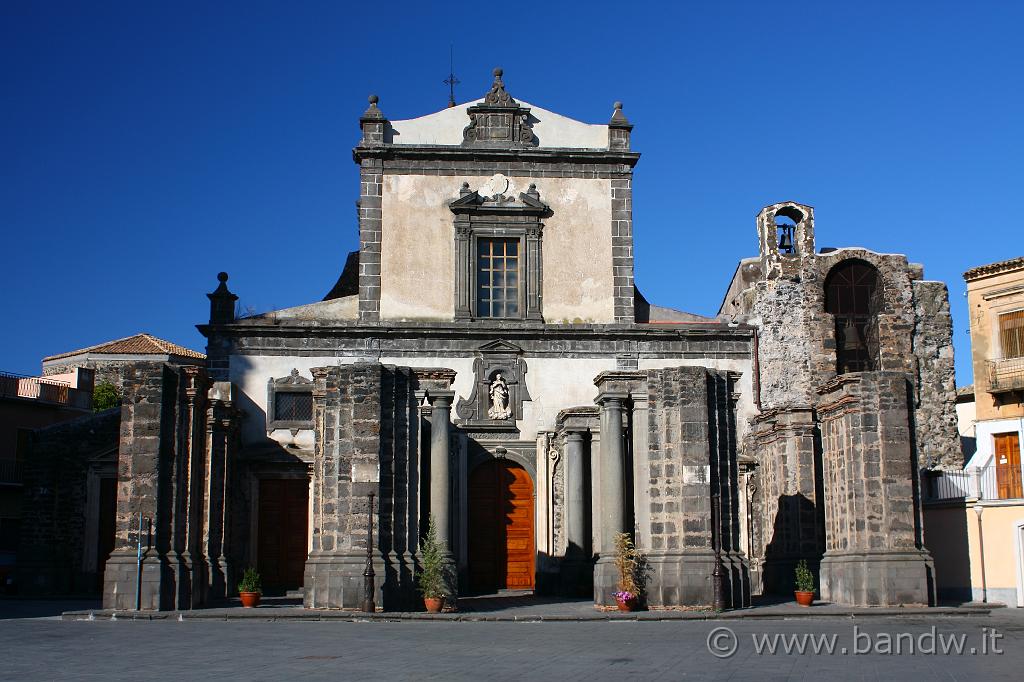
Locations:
995;432;1022;500
468;459;535;593
257;478;309;591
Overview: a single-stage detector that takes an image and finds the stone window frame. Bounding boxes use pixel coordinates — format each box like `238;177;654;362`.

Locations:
450;183;549;322
266;369;314;432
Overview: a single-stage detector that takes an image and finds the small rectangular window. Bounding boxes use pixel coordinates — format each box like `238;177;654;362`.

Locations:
999;310;1024;359
274;392;313;423
476;238;520;319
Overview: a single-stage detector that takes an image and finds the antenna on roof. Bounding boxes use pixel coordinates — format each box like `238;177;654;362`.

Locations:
443;45;460;108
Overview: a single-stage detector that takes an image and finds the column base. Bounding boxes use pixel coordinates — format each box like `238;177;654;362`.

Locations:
303;551;386;610
643;549;719;607
102;549;169;611
820;549;935;607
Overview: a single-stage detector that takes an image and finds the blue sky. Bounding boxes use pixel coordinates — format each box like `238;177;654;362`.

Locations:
2;1;1021;386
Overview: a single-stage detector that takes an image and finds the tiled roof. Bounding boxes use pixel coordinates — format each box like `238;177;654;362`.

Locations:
43;333;206;362
963;256;1024;281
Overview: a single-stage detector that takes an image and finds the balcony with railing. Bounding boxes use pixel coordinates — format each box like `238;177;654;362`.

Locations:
0;371;91;411
988;356;1024;394
925;464;1023;502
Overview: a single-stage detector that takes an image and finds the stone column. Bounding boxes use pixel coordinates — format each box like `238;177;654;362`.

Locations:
428;391;457;599
560;431;591;596
565;432;588;558
594;395;626;604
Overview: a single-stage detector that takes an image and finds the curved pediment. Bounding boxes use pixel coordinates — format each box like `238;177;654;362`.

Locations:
388;100;608;149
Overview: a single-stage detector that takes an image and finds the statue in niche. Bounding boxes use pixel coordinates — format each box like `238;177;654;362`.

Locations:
487;373;512;420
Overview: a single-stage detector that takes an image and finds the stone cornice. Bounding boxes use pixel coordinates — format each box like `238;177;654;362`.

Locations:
199;320;754;342
352;144;640;168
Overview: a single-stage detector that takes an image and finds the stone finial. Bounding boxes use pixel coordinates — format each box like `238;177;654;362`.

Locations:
207;271;238;324
483;67;516;107
361;94;384;120
608;101;632;151
610;101;631;126
359;94;387;146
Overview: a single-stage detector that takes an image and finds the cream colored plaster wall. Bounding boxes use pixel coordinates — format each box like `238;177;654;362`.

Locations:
380;175;457;319
232;354;752;448
389;100;608;149
379;174;615;322
966;502;1024;605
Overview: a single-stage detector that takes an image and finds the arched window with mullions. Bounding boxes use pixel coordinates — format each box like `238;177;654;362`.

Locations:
824;259;882;374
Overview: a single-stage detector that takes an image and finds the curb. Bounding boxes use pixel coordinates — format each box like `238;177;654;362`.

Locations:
61;606;992;623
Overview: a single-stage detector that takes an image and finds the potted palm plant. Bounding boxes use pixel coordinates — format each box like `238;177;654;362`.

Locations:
237;567;262;608
417;515;449;613
794;559;815;607
612;532;646;611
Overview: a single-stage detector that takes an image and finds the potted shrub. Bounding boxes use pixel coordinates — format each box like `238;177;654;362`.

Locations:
417;515;449;613
237;567;262;608
794;559;815;607
612;532;647;611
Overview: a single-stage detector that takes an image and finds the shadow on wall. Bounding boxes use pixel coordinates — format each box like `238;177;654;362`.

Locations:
762;493;826;595
923;504;973;604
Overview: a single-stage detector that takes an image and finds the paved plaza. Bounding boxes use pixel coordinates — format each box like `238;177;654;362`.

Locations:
2;600;1023;680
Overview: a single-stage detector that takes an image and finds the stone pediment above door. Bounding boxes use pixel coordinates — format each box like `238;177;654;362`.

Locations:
455;340;532;434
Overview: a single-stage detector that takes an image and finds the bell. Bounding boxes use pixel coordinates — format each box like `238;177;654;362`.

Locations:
842;319;864;351
777;227;794;253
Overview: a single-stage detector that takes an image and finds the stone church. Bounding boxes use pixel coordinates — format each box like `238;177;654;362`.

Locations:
91;69;960;611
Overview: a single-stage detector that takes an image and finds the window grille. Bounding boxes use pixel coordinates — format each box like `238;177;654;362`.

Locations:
274;392;313;423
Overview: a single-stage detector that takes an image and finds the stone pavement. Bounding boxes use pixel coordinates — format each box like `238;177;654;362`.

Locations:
2;606;1022;681
58;592;993;622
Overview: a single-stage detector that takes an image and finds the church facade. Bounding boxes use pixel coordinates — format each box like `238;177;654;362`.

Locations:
98;69;960;611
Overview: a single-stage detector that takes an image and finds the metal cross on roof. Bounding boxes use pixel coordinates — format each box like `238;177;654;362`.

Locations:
443;45;460;108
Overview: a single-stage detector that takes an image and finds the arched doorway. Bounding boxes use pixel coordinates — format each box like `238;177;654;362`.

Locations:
468;459;535;593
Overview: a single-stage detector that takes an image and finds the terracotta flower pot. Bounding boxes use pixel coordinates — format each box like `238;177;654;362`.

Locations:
616;596;639;612
239;591;261;608
794;590;814;607
424;596;444;613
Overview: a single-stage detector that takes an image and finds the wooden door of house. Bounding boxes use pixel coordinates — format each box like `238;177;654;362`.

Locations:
995;433;1022;499
257;478;309;591
468;459;535;593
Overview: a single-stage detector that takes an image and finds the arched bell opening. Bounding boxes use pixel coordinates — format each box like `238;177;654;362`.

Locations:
824;259;883;374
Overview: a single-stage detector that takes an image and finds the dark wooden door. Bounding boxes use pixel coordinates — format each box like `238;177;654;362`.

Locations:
95;477;117;592
468;460;534;593
995;433;1022;499
257;478;309;590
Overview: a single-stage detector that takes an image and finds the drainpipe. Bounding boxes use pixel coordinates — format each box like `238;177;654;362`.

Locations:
973;504;987;603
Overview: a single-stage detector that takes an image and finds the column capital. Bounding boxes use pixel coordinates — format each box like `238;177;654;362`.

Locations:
427;390;455;408
565;431;585;443
595;393;628;408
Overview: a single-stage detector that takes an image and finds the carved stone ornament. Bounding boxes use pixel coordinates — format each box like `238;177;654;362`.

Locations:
462;68;537;148
455;340;532;432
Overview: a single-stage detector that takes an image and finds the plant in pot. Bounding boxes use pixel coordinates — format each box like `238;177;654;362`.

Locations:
417;515;449;613
612;532;647;612
794;559;815;607
237;567;262;608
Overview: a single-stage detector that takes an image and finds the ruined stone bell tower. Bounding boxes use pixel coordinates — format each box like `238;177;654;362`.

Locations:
720;200;958;605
